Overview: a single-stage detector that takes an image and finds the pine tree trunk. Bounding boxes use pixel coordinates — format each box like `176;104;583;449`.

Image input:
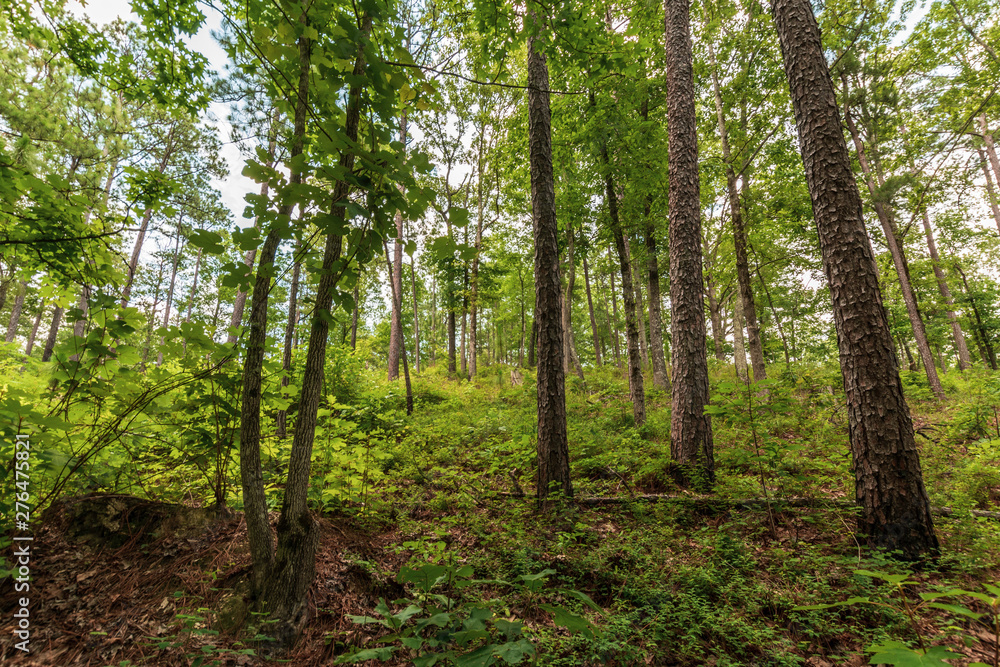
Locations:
665;0;713;480
842;80;943;400
645;215;669;389
733;294;749;381
703;236;726;361
773;0;938;559
562;219;583;380
632;238;649;370
527;7;571;502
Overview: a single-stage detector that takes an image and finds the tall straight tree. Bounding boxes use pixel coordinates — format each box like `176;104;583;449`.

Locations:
772;0;938;558
664;0;713;482
526;5;571;503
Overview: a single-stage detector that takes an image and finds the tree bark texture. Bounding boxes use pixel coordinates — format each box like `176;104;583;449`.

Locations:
773;0;939;558
41;306;63;362
527;11;571;502
665;0;713;480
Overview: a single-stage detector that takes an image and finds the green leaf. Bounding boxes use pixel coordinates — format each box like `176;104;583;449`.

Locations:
538;604;596;638
925;602;984;621
855;570;914;586
867;640;960;666
794;597;871;610
335;646;395;663
493;638;534;664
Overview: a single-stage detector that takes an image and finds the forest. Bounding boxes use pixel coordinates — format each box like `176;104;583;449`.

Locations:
1;0;1000;664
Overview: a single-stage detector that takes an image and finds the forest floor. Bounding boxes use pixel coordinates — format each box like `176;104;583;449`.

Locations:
3;361;1000;666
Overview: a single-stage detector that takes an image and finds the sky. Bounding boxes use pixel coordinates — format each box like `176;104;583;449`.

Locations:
66;0;258;227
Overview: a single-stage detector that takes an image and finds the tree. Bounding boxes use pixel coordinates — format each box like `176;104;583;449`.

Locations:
665;0;713;482
526;5;571;503
771;0;939;558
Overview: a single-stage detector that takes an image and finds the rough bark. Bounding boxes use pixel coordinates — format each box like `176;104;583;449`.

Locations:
773;0;938;559
842;78;943;400
708;42;767;384
239;26;311;601
665;0;713;481
527;8;571;502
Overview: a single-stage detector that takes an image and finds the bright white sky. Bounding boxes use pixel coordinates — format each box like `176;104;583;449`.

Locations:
66;0;257;226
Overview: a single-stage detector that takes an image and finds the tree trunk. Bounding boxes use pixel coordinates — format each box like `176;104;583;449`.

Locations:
388;114;408;381
24;305;43;356
773;0;938;558
157;223;184;367
263;16;370;648
708;42;767;385
955;262;998;370
527;7;571;503
632;238;649;370
919;210;971;370
703;236;726;361
583;253;602;366
665;0;713;481
733;293;749;381
277;240;302;438
240;25;311;603
122;128;175;307
977;147;1000;236
562;218;583;380
980;115;1000;192
41;306;64;362
229;109;280;346
645;212;669;389
411;258;420;374
470;129;485;379
606;247;622;368
6;280;27;343
842;78;943;400
528;318;536;367
351;283;359;350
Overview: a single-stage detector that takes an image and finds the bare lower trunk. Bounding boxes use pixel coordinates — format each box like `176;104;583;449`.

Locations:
773;0;938;558
920;211;971;370
665;0;712;481
606;249;622;368
528;8;571;502
411;259;420;374
24;306;43;356
6;280;27;343
645;219;669;389
703;237;726;361
733;294;748;381
157;227;184;367
978;148;1000;236
955;262;998;370
41;307;64;362
277;241;302;438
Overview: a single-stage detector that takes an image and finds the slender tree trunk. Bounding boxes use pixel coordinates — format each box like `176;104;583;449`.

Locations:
351;284;359;350
411;258;420;374
665;0;712;480
277;239;302;438
977;148;1000;236
919;211;971;369
703;237;726;361
773;0;938;558
645;209;669;389
708;42;767;384
24;305;43;356
41;307;64;362
733;294;749;381
606;247;622;368
562;219;583;380
122;129;174;307
528;318;536;367
470;129;485;379
582;253;602;366
388;114;408;381
5;280;27;343
74;156;119;347
631;237;650;370
842;81;943;400
157;224;184;366
240;25;311;602
754;264;791;367
980;115;1000;190
263;16;370;647
184;248;203;324
955;262;998;370
527;7;571;502
229;109;280;346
